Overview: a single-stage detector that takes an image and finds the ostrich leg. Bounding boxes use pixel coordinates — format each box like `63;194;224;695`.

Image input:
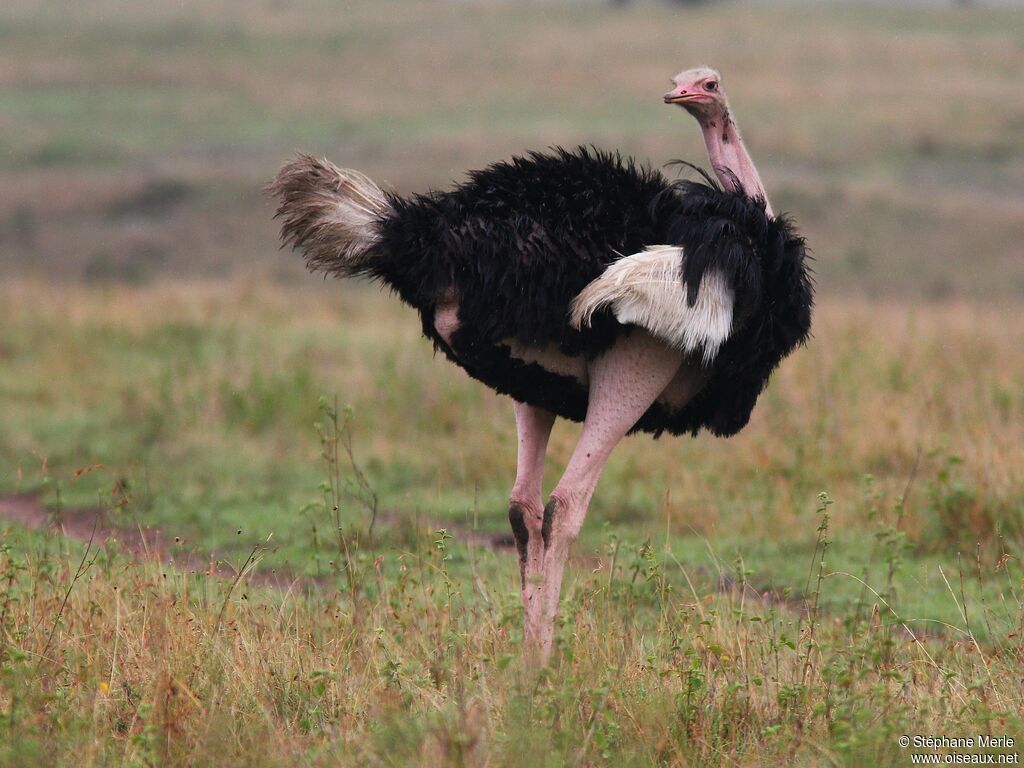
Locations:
531;330;683;662
507;402;556;643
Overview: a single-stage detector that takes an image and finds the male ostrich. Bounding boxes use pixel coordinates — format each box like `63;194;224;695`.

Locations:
270;67;813;664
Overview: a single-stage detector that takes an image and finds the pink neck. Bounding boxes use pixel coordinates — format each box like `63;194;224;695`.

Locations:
699;113;773;217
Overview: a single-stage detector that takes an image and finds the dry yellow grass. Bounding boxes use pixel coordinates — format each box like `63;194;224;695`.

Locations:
2;505;1021;767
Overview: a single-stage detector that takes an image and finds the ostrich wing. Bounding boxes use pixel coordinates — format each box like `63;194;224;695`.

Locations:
569;246;735;365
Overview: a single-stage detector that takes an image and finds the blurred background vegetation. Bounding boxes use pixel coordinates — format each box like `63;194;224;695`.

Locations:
1;0;1022;295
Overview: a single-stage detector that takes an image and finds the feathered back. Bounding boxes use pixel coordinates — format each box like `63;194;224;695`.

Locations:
376;146;677;356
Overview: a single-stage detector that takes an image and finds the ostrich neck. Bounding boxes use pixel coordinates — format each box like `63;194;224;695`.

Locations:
699;112;773;217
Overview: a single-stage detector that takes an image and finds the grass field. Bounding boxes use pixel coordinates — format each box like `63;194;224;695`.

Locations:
1;0;1023;766
3;284;1023;766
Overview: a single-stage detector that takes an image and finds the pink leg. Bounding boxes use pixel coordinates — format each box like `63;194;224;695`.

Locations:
532;330;684;662
507;402;556;641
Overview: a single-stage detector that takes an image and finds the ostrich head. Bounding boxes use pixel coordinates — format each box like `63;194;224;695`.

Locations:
662;66;772;215
662;67;728;127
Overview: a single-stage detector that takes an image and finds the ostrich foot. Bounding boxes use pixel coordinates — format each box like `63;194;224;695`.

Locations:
509;500;546;659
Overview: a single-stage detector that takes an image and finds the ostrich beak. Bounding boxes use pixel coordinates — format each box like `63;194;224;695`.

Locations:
663;90;703;105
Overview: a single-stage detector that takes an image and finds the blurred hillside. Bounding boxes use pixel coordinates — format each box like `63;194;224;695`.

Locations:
1;0;1022;297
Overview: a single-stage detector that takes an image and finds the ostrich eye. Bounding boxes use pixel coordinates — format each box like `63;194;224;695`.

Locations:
704;81;718;92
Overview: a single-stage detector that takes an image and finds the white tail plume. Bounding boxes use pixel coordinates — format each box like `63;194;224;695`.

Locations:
269;154;392;277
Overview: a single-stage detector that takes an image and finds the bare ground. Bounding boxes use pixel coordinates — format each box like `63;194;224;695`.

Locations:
0;493;518;590
0;493;812;620
0;493;312;588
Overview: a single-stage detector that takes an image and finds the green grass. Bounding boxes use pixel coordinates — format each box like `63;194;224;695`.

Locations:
1;286;1022;768
2;293;1023;766
3;485;1024;766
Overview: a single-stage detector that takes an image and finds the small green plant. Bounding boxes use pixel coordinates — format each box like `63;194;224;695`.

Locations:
799;491;833;690
309;396;381;603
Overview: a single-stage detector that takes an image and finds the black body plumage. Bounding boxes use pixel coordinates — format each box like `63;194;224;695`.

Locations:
289;146;813;437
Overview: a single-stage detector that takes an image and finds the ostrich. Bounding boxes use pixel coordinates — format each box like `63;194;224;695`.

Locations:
270;67;812;664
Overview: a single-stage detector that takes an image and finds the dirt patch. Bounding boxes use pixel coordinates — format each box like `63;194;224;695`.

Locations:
374;509;516;551
0;494;516;590
0;493;311;589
